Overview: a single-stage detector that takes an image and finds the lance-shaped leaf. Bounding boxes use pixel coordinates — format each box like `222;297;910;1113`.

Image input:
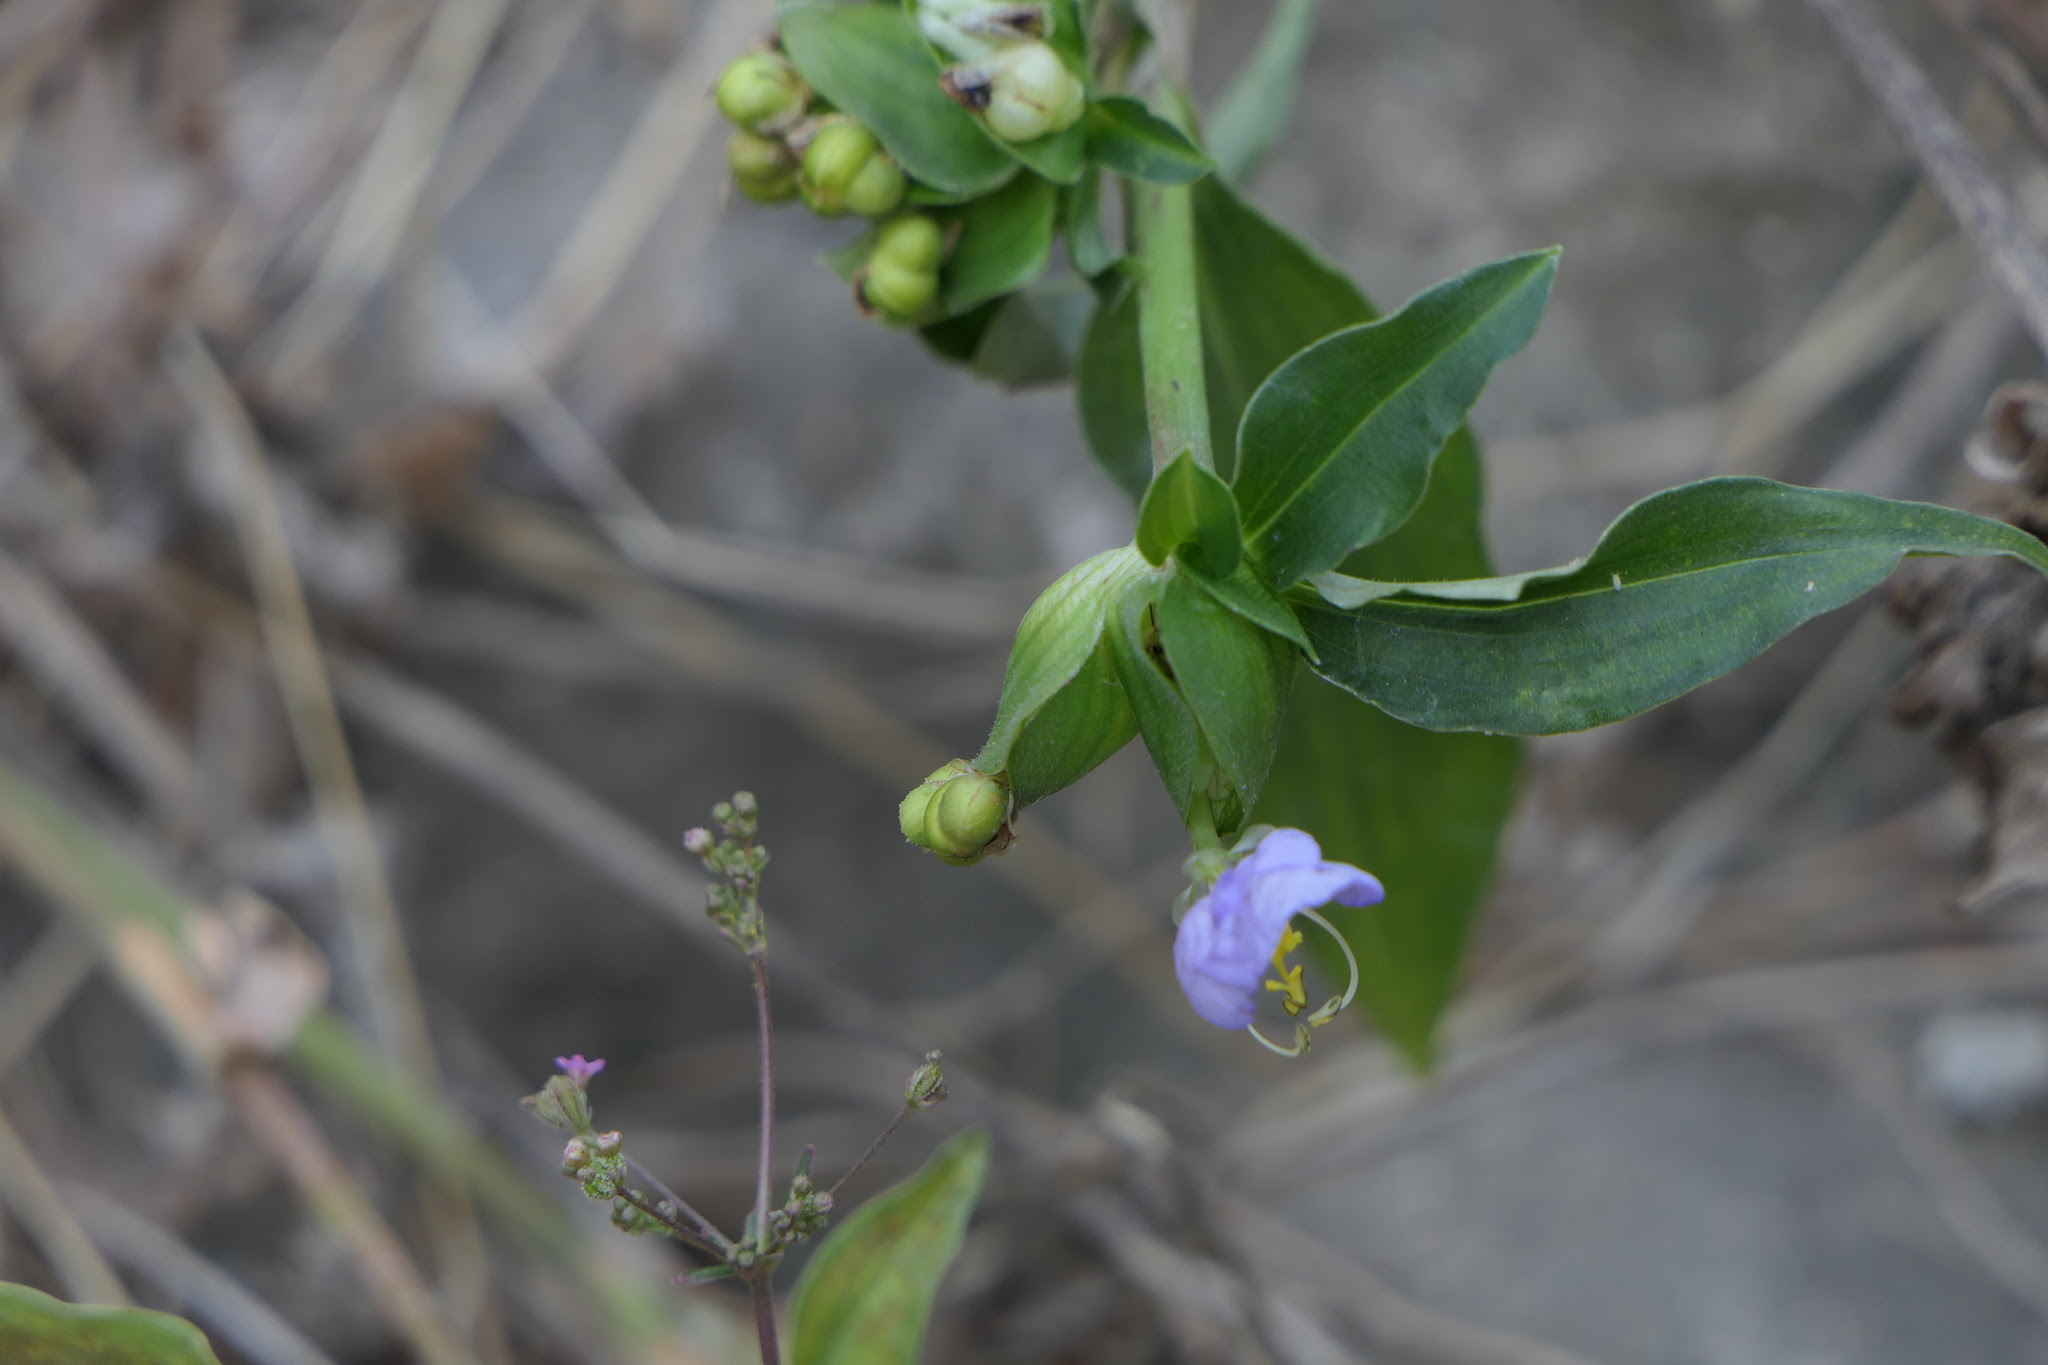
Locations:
0;1283;223;1365
936;171;1059;315
1235;249;1558;587
1154;573;1295;820
1136;451;1241;571
975;547;1146;805
788;1128;989;1365
1076;277;1150;499
1192;178;1371;477
1301;478;2048;735
1207;0;1320;183
1085;96;1212;184
1104;571;1208;822
780;3;1018;197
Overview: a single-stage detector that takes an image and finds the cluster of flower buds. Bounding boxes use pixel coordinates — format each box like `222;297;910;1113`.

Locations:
684;792;770;955
560;1129;629;1203
919;1;1086;143
766;1149;836;1248
899;760;1011;865
716;49;910;220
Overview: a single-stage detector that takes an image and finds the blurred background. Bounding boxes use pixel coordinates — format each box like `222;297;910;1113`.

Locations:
9;0;2048;1361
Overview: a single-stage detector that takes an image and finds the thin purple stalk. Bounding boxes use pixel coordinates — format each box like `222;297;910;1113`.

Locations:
751;953;775;1255
623;1154;732;1255
749;1276;782;1365
749;950;780;1365
828;1105;912;1200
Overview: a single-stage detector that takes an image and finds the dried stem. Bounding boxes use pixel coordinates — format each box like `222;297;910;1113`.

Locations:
1803;0;2048;354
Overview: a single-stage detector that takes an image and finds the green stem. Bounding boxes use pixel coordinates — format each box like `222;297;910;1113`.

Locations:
1133;173;1212;476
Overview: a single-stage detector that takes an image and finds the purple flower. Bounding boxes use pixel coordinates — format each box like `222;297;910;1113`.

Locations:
1173;829;1383;1030
555;1054;606;1088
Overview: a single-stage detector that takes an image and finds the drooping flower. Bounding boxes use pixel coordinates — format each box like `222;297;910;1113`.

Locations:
555;1054;606;1088
1172;829;1382;1030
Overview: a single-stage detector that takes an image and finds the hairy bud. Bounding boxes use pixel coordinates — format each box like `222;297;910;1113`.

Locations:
715;52;808;134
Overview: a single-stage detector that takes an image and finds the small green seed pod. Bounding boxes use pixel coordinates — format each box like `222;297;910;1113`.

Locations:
800;120;878;217
715;52;808;133
873;214;945;274
900;760;1009;864
842;153;907;218
861;257;939;321
727;130;799;204
898;775;939;843
801;120;904;218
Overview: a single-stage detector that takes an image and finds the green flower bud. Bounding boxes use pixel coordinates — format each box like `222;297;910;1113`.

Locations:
941;41;1085;144
900;760;1010;864
716;52;808;134
860;257;939;321
905;1050;949;1110
801;120;884;217
873;214;945;275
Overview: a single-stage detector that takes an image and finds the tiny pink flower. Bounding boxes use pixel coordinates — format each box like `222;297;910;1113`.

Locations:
555;1054;606;1088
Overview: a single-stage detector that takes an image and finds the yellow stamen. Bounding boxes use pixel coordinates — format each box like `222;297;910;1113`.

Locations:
1264;927;1310;1015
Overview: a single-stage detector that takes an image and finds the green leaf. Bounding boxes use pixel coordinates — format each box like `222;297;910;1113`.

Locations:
1207;0;1320;183
1191;178;1373;479
1104;571;1209;822
1301;477;2048;735
1003;123;1089;186
1064;170;1117;278
789;1128;990;1365
919;276;1096;386
0;1283;223;1365
1005;637;1137;805
1235;249;1558;587
975;547;1147;802
1179;552;1312;655
1075;275;1151;499
1154;572;1295;819
1254;667;1520;1066
1254;428;1520;1066
1135;451;1241;571
937;172;1060;315
970;276;1097;386
779;3;1017;197
1085;96;1213;184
